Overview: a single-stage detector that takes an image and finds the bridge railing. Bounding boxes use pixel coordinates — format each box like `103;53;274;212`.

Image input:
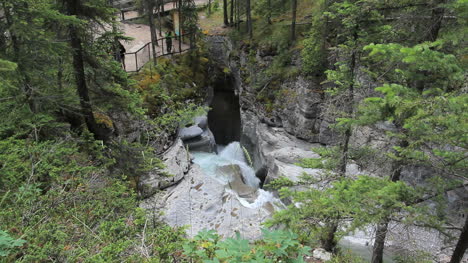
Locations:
123;32;195;73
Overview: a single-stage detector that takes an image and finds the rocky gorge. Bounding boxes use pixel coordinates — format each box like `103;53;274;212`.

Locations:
138;36;467;262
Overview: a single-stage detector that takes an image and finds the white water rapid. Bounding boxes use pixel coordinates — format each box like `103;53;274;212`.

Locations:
192;142;279;210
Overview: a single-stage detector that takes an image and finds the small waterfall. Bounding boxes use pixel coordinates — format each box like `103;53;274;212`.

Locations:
193;142;260;188
192;142;270;205
219;142;247;163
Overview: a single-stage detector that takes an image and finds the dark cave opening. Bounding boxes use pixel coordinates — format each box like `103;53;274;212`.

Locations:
208;76;241;145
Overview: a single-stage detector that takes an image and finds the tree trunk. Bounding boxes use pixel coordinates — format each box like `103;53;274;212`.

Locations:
146;0;158;61
68;0;104;141
267;0;272;24
178;0;182;52
2;1;35;112
223;0;229;26
246;0;252;38
371;219;390;263
158;0;163;37
291;0;297;41
230;0;234;25
321;221;338;252
371;143;405;262
338;27;357;176
57;57;63;90
449;216;468;263
427;0;445;42
236;0;240;30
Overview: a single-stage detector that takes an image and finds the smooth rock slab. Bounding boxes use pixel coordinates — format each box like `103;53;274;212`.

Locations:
141;163;276;239
179;125;204;141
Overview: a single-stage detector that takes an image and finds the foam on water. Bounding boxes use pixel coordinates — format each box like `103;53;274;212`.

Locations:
218;142;246;163
237;189;277;209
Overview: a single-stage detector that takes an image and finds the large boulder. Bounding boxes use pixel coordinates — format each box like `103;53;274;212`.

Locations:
193;115;208;130
184;129;216;152
179;125;203;141
179;115;217;153
139;139;190;198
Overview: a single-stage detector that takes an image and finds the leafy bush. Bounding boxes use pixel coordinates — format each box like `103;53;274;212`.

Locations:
183;229;311;262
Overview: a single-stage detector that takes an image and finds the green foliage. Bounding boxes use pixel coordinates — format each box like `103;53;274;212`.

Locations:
131;55;210;148
265;176;295;190
359;42;467;175
363;42;464;92
183;229;311;262
266;176;433;246
301;0;328;73
0;59;17;72
296;158;324;169
328;250;366;263
0;135;186;262
0;230;26;257
296;146;342;171
393;250;433;263
253;0;290;21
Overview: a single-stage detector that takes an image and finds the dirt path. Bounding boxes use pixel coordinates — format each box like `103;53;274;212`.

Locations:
120;22;189;72
118;0;209;72
121;0;208;21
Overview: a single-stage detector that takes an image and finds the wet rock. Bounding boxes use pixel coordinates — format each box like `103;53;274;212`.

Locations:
241;111;323;185
184;129;216;152
179;115;216;153
216;164;257;198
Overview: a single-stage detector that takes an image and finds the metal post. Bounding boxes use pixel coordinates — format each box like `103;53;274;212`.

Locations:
149;45;153;77
178;0;182;53
135;53;138;72
148;43;151;66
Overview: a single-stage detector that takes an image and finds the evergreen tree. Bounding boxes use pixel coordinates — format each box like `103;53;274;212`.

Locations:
359;38;466;263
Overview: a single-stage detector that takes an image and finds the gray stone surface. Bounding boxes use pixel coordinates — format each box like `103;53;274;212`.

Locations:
139;139;190;198
194;115;208;129
241;110;324;184
184;129;216;152
313;248;332;261
179;114;216;153
179;125;203;141
141;163;277;240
